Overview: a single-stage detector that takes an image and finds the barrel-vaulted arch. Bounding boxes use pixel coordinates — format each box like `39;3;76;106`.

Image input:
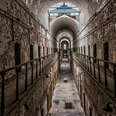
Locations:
56;29;73;41
59;37;72;50
51;15;79;39
51;15;79;49
60;40;69;50
25;0;106;55
26;0;105;37
56;29;73;50
25;0;105;54
25;0;106;53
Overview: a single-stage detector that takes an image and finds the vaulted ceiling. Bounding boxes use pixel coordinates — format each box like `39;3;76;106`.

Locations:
25;0;106;48
28;0;104;20
51;15;79;38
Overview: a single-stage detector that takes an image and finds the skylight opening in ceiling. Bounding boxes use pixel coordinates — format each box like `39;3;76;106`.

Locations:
48;2;80;17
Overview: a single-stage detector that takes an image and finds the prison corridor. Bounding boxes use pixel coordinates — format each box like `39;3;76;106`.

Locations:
50;58;84;116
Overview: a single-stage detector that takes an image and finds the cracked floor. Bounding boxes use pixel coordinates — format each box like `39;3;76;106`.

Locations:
50;58;84;116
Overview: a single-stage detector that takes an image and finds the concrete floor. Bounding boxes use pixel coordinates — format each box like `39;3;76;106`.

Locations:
50;58;84;116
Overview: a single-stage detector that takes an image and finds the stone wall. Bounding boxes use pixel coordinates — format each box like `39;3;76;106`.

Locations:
73;62;116;116
0;0;52;71
76;0;116;63
2;57;59;116
0;0;56;116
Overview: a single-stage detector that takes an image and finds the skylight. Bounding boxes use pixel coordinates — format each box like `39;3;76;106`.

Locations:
48;2;80;17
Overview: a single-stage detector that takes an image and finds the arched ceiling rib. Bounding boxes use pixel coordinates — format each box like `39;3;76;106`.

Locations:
56;30;73;40
51;15;79;38
60;38;71;48
59;37;71;43
57;36;73;49
27;0;106;37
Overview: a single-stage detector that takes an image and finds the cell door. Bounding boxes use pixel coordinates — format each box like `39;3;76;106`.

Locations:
83;93;86;111
93;44;97;63
30;45;33;60
81;47;83;54
38;46;41;58
43;47;44;57
30;45;33;66
15;43;21;65
15;43;21;71
104;42;109;68
89;108;92;116
88;45;90;56
84;46;86;55
47;47;48;56
41;108;44;116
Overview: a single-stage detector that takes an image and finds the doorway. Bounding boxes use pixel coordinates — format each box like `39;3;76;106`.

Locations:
93;44;97;63
38;46;41;58
41;108;44;116
15;43;21;71
84;46;86;55
83;93;86;111
30;45;33;66
88;45;90;56
89;107;92;116
104;42;109;68
30;45;33;60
